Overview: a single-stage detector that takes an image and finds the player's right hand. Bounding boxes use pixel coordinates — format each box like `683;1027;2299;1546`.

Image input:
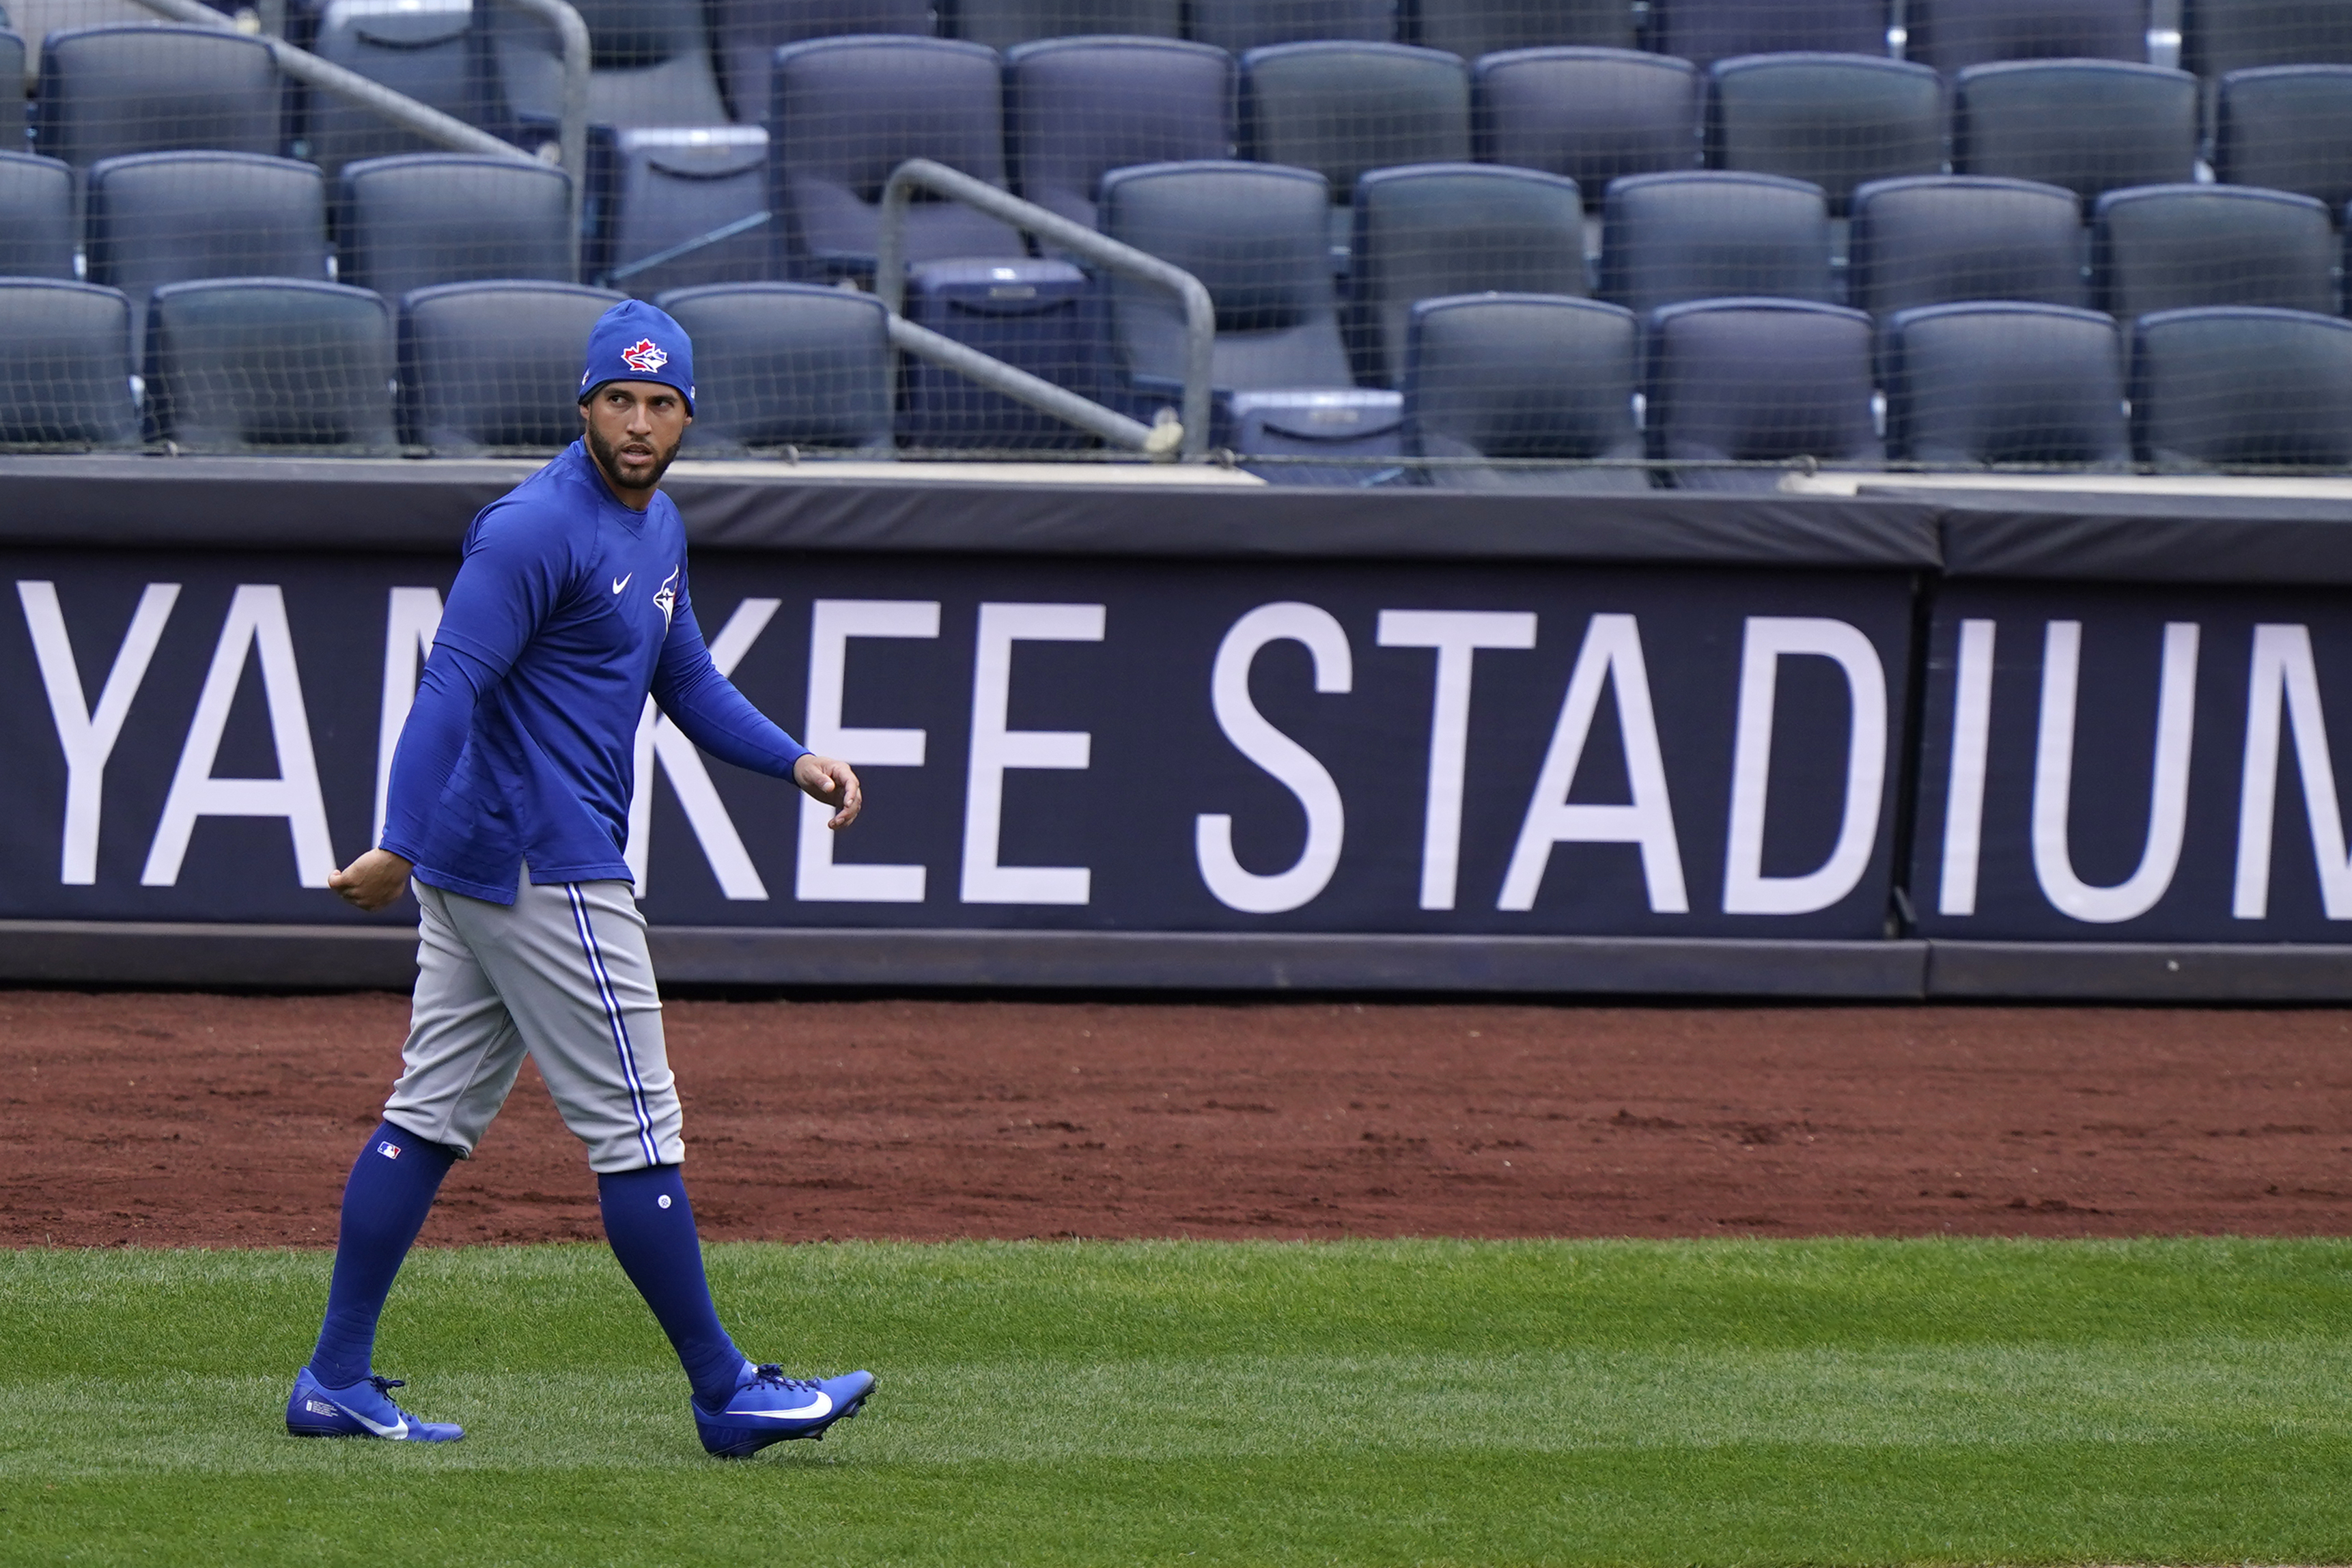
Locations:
329;848;417;912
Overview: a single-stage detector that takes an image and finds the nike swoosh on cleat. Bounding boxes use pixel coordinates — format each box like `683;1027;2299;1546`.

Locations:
612;573;632;595
330;1401;408;1439
723;1392;832;1420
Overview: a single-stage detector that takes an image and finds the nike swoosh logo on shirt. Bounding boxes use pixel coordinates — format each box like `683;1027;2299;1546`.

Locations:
331;1400;409;1439
612;573;632;595
724;1391;832;1420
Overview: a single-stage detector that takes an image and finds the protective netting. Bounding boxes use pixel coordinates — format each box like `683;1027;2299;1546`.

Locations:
4;0;2352;482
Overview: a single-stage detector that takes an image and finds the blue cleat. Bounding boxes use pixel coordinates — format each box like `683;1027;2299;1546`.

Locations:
285;1366;464;1442
692;1363;875;1457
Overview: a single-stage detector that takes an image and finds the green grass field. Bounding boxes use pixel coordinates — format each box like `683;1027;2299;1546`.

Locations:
1;1237;2347;1567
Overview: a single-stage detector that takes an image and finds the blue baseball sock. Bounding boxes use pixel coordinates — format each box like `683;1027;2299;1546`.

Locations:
307;1120;457;1389
597;1164;745;1408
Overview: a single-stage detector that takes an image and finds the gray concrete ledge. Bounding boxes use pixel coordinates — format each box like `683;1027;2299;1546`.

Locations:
1924;941;2352;1001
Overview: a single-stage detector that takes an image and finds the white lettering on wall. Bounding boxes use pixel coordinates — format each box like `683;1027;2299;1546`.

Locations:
625;597;781;899
18;580;180;886
798;599;940;903
1936;618;1998;917
1196;602;1354;914
1376;609;1537;912
1720;617;1888;916
372;586;443;848
961;602;1104;905
2233;623;2352;919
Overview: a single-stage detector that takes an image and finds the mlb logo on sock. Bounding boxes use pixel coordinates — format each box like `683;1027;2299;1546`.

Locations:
377;1142;401;1160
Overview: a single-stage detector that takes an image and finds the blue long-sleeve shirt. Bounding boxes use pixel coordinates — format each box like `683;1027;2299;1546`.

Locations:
380;440;808;903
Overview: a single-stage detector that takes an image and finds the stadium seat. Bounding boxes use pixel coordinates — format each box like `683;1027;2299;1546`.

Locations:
1951;60;2197;199
399;280;626;453
591;126;769;296
145;279;397;453
951;0;1181;48
477;0;729;134
1005;37;1235;232
1188;0;1397;51
1647;0;1891;69
1473;48;1700;207
1401;292;1647;490
2131;305;2352;468
1704;53;1944;211
1599;171;1836;320
87;152;330;372
0;152;75;281
1645;297;1879;488
1904;0;2147;74
339;154;575;304
2092;184;2336;321
35;25;281;173
711;0;934;122
768;36;1023;281
2215;66;2352;212
899;257;1108;448
0;279;138;449
653;282;894;455
2185;0;2352;79
1881;300;2128;467
1410;0;1638;55
1240;42;1472;260
1846;175;2084;316
1347;163;1588;387
0;31;22;111
305;0;477;171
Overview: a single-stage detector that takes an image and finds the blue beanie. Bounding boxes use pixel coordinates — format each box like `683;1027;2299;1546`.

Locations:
579;299;695;414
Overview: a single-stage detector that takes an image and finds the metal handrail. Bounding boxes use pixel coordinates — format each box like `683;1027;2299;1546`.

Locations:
876;158;1215;460
495;0;591;249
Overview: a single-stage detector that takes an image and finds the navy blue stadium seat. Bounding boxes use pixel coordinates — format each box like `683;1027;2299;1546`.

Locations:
591;126;769;296
653;282;894;454
305;0;477;171
951;0;1181;47
145;279;396;453
2215;66;2352;212
1402;292;1646;490
1881;300;2127;467
1599;171;1835;319
477;0;729;135
36;25;281;172
1648;0;1890;68
1349;163;1588;387
1188;0;1397;51
2185;0;2352;79
339;154;574;304
0;280;138;449
399;280;626;452
712;0;933;122
768;36;1023;281
0;32;22;113
1645;297;1879;488
2092;184;2336;321
1951;59;2197;199
1473;48;1699;206
1410;0;1637;54
87;152;330;372
0;152;75;280
1846;175;2084;315
1006;37;1234;232
1705;53;1943;211
2131;306;2352;468
1240;42;1472;260
900;257;1108;449
1905;0;2146;74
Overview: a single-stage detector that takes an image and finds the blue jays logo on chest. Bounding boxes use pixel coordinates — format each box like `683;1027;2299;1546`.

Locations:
652;565;679;629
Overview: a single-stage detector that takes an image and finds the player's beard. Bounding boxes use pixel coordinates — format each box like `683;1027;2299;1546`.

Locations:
586;421;683;495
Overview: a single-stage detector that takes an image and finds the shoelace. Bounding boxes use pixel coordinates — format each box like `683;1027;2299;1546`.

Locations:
367;1375;408;1399
748;1364;820;1393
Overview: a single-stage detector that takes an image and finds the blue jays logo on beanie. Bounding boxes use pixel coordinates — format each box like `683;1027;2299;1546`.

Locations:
579;299;695;414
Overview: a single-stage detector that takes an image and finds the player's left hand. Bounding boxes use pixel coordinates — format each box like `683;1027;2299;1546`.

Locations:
793;754;863;830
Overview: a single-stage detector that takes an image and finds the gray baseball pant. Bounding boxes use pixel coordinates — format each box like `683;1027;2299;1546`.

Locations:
382;869;684;1173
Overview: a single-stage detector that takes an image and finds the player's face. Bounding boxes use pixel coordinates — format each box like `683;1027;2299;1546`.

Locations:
580;381;690;504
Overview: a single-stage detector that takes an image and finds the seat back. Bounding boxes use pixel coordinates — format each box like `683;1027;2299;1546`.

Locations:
1410;0;1637;55
594;127;770;296
1240;42;1471;204
1646;296;1880;488
0;152;75;280
1882;300;2127;466
1705;53;1943;210
339;154;575;303
2093;184;2336;320
1952;59;2197;198
1474;48;1698;204
1649;0;1889;68
0;280;137;448
1600;170;1835;318
2186;0;2352;78
768;36;1022;279
2132;305;2352;468
479;0;729;130
1007;37;1234;232
953;0;1181;46
399;280;627;451
2215;66;2352;211
36;25;281;171
1847;175;2084;315
1188;0;1397;51
1403;292;1644;489
712;0;934;121
308;0;478;171
654;282;894;453
1906;0;2146;74
146;279;397;452
1349;163;1586;387
1100;160;1352;389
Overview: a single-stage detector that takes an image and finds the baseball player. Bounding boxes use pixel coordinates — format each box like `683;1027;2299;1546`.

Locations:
283;300;873;1458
